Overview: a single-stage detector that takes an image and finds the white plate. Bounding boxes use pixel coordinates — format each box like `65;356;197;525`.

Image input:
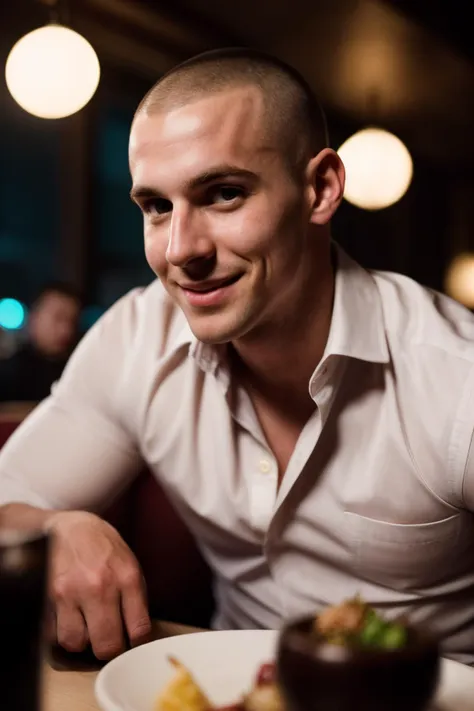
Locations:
95;629;474;711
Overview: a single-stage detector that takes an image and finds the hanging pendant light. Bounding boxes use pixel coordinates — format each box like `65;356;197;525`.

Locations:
444;253;474;308
5;0;100;119
337;127;413;211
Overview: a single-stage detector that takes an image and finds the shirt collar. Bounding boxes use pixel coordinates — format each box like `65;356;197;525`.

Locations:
167;241;390;375
325;243;389;364
166;317;223;376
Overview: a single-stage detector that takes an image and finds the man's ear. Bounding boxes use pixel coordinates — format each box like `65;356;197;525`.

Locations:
305;148;346;225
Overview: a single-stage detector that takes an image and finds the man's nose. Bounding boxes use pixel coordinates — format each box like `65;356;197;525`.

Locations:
166;206;215;269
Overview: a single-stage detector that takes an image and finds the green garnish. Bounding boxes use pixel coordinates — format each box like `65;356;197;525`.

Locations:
358;609;408;649
379;624;407;649
316;597;408;650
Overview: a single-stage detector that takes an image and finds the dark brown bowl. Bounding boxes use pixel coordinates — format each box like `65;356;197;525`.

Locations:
276;615;440;711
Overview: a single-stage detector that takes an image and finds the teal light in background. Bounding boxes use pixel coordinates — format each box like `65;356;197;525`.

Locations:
0;298;26;330
80;305;106;332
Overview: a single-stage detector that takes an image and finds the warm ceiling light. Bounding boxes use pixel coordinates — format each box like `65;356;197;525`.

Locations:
5;24;100;119
444;253;474;309
338;127;413;210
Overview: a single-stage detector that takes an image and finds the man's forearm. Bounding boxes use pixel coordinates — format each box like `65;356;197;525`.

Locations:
0;502;56;532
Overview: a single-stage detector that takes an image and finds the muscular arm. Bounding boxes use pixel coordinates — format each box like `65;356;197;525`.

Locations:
0;290;144;515
0;290;150;659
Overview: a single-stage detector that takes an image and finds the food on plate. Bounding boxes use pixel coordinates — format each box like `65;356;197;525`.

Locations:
155;659;284;711
154;656;212;711
155;597;409;711
314;596;408;649
233;663;284;711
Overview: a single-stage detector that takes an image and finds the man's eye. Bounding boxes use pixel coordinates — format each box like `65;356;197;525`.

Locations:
143;198;172;216
212;186;245;204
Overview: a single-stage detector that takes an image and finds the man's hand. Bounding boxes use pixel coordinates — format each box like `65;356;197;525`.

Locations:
47;510;151;660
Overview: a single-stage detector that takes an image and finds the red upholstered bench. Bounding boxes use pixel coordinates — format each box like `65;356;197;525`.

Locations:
0;417;215;627
0;419;21;444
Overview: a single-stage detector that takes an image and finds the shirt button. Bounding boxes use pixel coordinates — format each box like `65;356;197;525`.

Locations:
259;458;272;474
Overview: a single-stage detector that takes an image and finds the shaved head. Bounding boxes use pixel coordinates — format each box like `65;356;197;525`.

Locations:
134;48;329;176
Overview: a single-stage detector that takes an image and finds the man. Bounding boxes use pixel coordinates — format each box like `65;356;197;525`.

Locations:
1;48;474;665
0;281;81;403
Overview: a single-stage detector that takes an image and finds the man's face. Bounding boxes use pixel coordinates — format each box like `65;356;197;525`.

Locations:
129;87;323;345
30;292;80;357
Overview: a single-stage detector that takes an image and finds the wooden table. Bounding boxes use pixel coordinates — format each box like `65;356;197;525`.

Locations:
39;621;474;711
44;621;201;711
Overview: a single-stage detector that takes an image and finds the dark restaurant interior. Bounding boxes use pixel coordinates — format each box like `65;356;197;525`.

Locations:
0;0;473;333
1;3;474;709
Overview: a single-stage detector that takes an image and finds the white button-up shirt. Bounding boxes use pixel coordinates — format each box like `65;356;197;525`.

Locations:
2;245;474;663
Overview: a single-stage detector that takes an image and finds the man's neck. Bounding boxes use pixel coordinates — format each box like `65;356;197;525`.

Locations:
231;260;335;407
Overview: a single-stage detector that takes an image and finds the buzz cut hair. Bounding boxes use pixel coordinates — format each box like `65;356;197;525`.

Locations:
134;47;329;175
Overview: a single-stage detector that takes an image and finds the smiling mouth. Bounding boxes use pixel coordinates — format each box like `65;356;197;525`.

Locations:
183;274;243;294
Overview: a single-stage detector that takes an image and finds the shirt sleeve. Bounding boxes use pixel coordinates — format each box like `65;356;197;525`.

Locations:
462;430;474;511
452;363;474;511
0;290;145;513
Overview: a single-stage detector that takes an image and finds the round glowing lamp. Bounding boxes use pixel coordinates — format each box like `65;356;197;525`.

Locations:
338;127;413;210
5;24;100;119
445;253;474;309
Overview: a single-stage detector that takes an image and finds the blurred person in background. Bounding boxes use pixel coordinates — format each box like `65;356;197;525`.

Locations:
0;281;81;403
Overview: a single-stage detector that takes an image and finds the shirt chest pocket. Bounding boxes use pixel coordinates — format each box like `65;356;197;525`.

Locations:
344;511;463;592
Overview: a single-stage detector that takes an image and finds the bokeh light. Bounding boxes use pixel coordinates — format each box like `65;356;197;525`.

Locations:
5;25;100;119
338;128;413;210
445;253;474;309
0;298;26;330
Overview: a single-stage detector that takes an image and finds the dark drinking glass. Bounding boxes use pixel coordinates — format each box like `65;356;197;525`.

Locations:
0;530;50;710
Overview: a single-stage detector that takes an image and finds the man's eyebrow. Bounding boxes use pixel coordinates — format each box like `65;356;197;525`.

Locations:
129;186;162;201
188;165;257;189
130;165;257;202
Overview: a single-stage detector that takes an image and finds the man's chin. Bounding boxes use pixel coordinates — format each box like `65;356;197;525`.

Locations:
186;315;246;346
189;327;234;346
